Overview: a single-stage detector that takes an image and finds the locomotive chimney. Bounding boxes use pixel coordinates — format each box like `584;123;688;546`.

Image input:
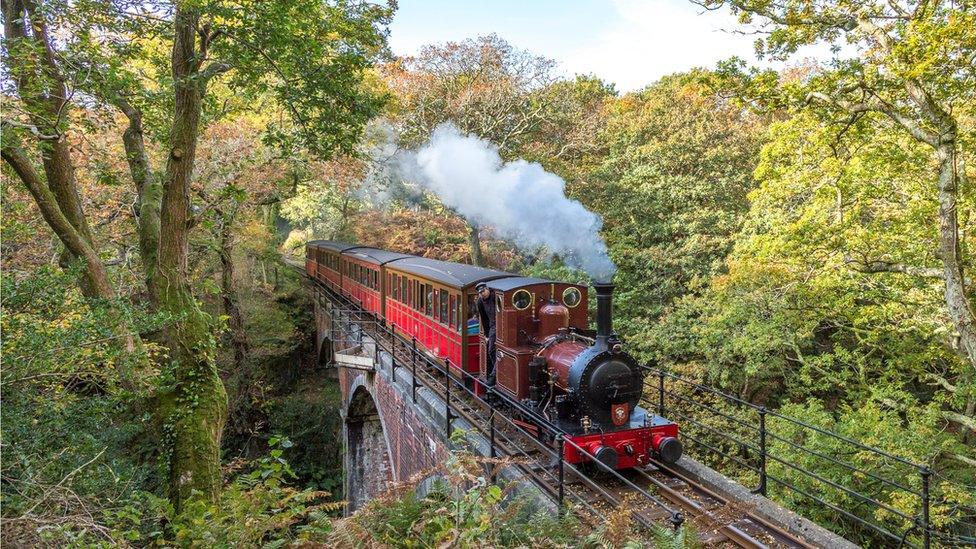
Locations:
594;282;614;345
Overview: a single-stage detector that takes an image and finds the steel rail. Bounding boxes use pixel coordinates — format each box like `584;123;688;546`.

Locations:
642;461;816;549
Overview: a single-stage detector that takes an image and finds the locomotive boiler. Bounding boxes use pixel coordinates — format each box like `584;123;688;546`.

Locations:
483;280;682;470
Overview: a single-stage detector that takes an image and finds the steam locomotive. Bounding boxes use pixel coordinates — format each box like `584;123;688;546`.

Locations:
306;240;682;470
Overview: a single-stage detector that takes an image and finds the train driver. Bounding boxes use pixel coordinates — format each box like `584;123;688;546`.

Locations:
475;282;498;386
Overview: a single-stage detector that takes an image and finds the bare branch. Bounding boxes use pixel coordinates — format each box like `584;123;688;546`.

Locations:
0;118;60;140
845;258;946;279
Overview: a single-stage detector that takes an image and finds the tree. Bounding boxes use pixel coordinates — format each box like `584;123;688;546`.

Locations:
584;72;768;358
693;0;976;380
1;0;392;508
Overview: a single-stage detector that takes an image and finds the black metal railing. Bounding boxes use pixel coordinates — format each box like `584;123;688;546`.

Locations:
645;366;976;549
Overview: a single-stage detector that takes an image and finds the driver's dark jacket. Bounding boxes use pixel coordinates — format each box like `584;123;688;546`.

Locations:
476;291;497;336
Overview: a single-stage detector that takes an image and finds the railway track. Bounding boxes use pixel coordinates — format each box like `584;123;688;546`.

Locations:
295;262;816;548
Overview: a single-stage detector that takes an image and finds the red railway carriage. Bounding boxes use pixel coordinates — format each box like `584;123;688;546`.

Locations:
307;240;359;292
384;257;512;377
341;248;413;317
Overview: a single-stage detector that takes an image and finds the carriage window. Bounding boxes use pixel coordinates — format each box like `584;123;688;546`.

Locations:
426;286;434;317
454;296;461;330
449;295;456;328
440;289;449;324
433;290;440;322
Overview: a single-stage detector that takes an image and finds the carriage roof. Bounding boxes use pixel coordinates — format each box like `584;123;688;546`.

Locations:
388;257;513;289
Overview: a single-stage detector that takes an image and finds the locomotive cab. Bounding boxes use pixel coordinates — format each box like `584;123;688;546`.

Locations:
482;279;682;470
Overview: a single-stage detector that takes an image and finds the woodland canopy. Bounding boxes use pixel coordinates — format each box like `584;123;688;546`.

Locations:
1;0;973;546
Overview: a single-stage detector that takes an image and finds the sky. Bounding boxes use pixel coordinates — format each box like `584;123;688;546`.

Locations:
387;0;776;92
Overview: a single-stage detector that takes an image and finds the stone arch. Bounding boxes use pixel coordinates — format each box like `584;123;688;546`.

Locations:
344;384;393;512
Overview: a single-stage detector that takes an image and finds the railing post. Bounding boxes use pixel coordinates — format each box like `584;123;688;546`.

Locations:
557;435;565;513
921;465;931;549
445;360;452;437
658;369;666;417
411;336;418;403
754;406;767;496
489;413;497;484
391;353;397;383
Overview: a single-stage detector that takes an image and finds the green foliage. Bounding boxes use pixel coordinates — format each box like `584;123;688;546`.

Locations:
582;71;768;360
167;437;340;547
264;377;344;494
337;451;586;548
214;0;394;158
0;267;163;546
655;98;975;544
764;399;974;545
673;110;967;396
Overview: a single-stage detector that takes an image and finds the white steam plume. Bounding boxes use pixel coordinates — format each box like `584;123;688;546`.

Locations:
397;123;616;281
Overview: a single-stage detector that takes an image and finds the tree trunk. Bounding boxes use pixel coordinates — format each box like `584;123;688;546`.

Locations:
467;223;485;266
116;100;163;287
3;0;98;297
219;215;250;369
2;143;140;388
156;6;227;510
936;141;976;374
2;145;113;299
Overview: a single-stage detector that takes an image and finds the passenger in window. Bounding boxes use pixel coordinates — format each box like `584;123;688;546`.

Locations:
466;310;480;336
475;283;498;387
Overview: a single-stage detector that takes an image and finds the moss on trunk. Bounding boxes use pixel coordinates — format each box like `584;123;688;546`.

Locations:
158;284;228;510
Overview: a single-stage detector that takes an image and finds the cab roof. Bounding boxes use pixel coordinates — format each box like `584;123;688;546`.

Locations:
483;277;586;292
388;257;514;289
